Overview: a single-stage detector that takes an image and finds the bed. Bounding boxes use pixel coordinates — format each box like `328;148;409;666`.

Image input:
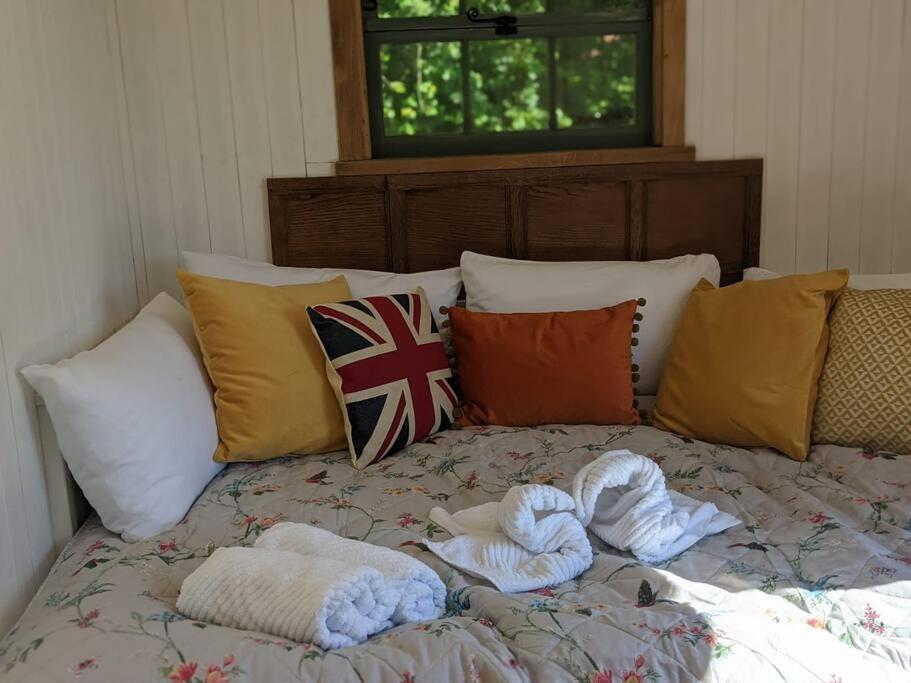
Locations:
3;160;910;682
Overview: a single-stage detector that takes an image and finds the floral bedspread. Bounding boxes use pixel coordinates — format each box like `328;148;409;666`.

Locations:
1;425;910;682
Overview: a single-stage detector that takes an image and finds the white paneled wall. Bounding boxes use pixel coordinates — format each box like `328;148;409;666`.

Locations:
114;0;339;302
688;0;911;275
0;0;138;635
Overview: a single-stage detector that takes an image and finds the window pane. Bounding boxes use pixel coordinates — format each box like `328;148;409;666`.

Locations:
377;0;460;18
550;0;647;10
380;41;464;136
469;38;550;133
474;1;546;12
556;34;636;129
474;0;644;13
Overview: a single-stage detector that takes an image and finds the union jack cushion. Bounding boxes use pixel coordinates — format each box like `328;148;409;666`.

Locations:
307;288;459;469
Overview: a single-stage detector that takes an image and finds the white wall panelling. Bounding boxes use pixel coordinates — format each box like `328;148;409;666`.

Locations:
115;0;339;301
896;4;911;271
0;0;138;635
794;0;837;274
688;0;911;275
859;0;904;274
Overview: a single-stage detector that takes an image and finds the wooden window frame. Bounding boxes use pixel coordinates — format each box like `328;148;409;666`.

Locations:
329;0;688;174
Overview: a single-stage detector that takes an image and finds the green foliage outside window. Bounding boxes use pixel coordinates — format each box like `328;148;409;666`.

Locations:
381;41;464;136
368;0;650;155
377;0;644;17
556;34;636;129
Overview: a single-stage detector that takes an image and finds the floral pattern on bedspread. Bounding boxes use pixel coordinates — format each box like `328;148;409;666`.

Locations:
1;426;909;682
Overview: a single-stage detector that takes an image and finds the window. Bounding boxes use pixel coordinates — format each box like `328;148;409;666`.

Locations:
362;1;653;158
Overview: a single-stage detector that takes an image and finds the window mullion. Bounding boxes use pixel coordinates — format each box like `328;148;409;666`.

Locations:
461;40;471;135
547;36;557;132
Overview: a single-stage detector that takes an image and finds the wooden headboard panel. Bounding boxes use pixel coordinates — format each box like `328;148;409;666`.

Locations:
267;159;762;285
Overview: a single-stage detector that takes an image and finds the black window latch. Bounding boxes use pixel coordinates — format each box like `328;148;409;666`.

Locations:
465;7;518;35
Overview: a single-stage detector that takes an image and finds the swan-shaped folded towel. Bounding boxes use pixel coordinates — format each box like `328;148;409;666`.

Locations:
255;522;445;624
176;547;396;649
574;449;740;563
425;484;593;592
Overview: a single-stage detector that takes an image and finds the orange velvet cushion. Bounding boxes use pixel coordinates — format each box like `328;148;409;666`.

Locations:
449;303;641;427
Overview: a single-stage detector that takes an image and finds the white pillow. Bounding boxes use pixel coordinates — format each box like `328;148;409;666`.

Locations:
744;267;911;290
22;293;222;542
460;251;721;394
181;252;462;320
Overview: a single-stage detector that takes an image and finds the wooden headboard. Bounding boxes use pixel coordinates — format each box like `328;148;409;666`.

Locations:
267;159;762;285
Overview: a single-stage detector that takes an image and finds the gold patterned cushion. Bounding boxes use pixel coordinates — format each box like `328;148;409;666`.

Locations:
813;289;911;453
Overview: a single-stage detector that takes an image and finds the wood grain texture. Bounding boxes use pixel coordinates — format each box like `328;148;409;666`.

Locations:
654;0;686;146
524;182;628;261
269;160;762;282
336;146;696;176
628;180;646;261
506;185;527;259
745;172;764;269
268;175;387;269
328;0;370;161
644;176;746;276
399;185;511;272
652;0;664;144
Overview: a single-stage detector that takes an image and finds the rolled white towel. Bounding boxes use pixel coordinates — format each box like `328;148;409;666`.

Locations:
573;449;740;563
255;522;445;624
426;484;592;593
176;547;396;649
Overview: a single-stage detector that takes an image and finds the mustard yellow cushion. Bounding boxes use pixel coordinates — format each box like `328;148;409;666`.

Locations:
653;270;848;461
177;270;350;462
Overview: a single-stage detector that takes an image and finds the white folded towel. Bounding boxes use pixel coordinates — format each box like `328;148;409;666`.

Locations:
176;547;396;649
255;522;445;624
426;484;593;592
573;449;740;564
